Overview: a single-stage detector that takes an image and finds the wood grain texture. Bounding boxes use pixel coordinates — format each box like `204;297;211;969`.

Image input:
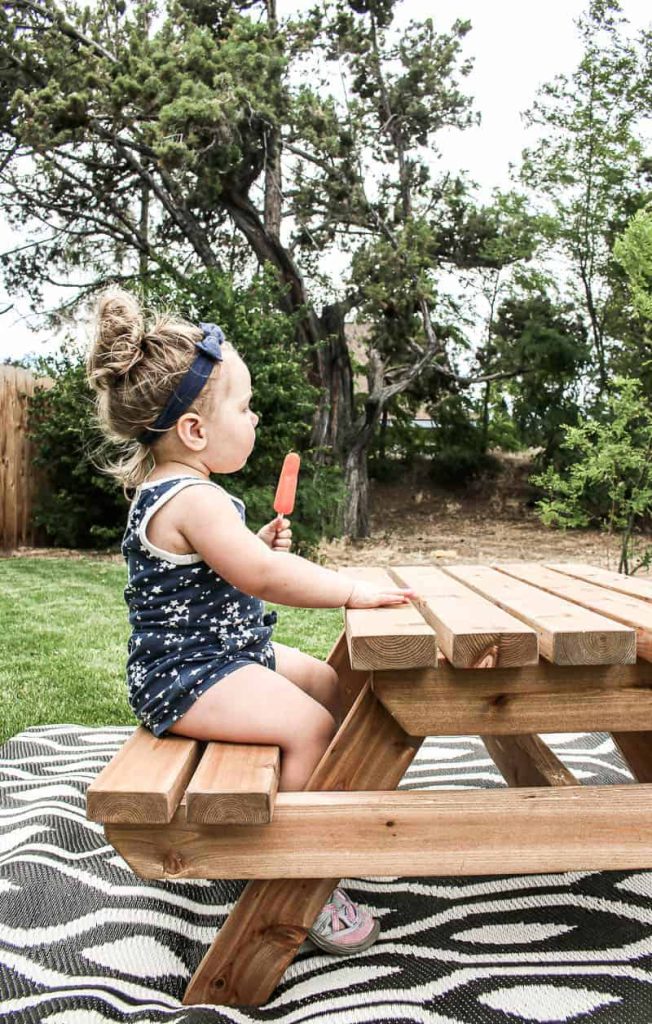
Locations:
389;565;538;667
482;735;579;788
105;784;652;878
444;564;636;665
496;562;652;661
179;681;423;1006
325;629;370;717
86;727;203;824
0;365;54;550
548;563;652;603
611;732;652;782
372;659;652;736
185;743;280;825
341;566;438;670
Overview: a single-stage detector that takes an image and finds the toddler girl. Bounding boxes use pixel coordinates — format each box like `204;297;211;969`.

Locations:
86;289;415;956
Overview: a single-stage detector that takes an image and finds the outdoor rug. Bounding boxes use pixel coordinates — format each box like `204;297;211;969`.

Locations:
1;725;651;1024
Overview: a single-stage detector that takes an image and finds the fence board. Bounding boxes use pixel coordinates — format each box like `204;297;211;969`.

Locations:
0;365;53;551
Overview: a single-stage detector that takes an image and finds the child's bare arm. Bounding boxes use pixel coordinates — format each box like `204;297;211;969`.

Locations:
176;485;413;608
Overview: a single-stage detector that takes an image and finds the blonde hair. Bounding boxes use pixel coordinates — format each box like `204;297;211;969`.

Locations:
86;288;231;499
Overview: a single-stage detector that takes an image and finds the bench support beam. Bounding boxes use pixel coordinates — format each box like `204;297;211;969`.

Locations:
107;782;652;879
177;677;423;1006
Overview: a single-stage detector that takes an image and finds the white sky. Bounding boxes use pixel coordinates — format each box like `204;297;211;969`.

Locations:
2;0;650;361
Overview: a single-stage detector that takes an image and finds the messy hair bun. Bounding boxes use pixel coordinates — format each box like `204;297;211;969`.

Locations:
86;287;232;499
90;290;146;387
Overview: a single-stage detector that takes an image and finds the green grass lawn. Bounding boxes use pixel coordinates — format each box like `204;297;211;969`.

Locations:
0;558;343;745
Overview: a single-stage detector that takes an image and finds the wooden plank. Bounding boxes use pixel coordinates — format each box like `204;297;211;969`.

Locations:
0;370;7;550
496;563;652;662
341;566;437;670
548;563;652;604
444;565;635;665
389;565;538;667
185;743;280;825
86;727;203;824
325;629;370;718
482;735;579;788
176;681;423;1006
372;659;652;736
4;367;18;550
611;732;652;782
105;784;652;879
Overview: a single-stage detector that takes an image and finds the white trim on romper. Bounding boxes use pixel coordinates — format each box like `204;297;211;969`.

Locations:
136;477;245;565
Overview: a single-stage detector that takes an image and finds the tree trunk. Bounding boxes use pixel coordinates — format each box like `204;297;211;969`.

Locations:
480;380;491;454
313;303;356;459
264;0;282;241
343;442;370;537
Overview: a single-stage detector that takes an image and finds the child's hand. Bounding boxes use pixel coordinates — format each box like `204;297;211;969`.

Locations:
345;581;416;608
257;516;292;552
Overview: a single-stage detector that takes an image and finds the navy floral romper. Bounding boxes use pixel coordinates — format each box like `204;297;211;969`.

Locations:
121;475;277;737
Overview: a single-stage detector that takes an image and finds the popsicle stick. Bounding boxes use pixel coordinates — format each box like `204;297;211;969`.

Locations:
389;565;538;667
443;565;635;665
495;563;652;662
340;567;438;670
547;563;652;603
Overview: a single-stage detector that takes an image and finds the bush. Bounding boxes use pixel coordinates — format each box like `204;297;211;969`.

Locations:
532;376;652;574
429;446;502;488
27;340;125;548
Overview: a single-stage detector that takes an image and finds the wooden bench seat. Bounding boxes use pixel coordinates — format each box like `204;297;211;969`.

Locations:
86;726;280;826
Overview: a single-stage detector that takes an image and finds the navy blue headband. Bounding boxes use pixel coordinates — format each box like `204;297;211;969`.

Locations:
138;322;224;446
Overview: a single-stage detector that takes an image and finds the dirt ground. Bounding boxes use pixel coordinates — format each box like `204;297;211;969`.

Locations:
318;481;625;569
4;453;637;572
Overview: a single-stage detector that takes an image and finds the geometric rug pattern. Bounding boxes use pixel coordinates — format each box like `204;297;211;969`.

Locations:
1;725;651;1023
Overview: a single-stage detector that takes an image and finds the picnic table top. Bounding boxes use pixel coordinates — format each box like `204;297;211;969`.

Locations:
341;561;652;670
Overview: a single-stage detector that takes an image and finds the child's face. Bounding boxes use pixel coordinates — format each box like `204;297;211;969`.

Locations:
201;349;259;473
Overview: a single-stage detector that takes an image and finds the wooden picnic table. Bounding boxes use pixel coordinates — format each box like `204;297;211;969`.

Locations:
86;561;652;1007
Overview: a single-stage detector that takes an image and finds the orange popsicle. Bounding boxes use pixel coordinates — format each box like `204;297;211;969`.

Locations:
273;452;301;515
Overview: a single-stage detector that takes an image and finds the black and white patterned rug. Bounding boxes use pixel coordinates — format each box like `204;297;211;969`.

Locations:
1;725;651;1023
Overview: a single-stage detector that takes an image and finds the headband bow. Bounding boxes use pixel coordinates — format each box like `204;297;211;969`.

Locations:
197;322;224;361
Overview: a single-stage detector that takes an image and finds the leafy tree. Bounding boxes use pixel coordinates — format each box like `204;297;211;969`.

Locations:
1;0;542;536
492;289;590;460
519;0;651;392
533;377;652;574
614;205;652;321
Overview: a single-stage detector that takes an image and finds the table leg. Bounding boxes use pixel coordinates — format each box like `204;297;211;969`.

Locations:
612;732;652;781
182;679;423;1006
326;628;370;718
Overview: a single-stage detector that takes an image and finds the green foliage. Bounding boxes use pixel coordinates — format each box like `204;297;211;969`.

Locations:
492;290;589;457
532;377;652;574
368;391;503;488
614;206;652;321
519;0;651;390
27;341;126;548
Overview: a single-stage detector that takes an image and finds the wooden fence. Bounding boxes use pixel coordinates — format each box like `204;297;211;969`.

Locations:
0;365;54;552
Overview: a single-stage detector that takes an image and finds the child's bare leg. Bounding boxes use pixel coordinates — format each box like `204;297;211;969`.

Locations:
166;663;336;791
272;642;342;724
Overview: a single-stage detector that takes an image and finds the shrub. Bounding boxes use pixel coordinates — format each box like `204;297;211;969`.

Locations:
532;376;652;574
429;446;502;488
27;340;125;548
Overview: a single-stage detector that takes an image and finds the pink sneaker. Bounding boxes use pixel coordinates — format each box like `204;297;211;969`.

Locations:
307;887;380;955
